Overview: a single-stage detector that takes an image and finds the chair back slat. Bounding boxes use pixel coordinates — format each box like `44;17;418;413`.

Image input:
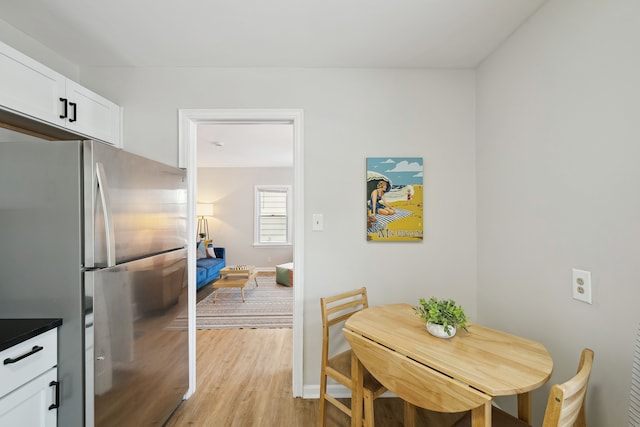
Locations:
326;298;367;316
542;348;594;427
327;310;360;327
321;287;368;328
320;287;369;368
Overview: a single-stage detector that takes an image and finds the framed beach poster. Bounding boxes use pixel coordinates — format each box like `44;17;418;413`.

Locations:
366;157;423;242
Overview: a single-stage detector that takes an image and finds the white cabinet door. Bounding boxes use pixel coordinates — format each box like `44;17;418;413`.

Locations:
65;80;121;147
0;41;121;147
0;42;66;127
0;367;58;427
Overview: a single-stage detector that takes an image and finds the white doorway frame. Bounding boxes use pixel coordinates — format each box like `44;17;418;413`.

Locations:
178;109;304;398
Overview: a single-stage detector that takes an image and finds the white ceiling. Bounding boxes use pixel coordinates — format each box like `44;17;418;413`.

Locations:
0;0;546;166
197;123;294;168
0;0;545;68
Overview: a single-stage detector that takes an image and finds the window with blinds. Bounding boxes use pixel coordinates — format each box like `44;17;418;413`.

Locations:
255;185;291;245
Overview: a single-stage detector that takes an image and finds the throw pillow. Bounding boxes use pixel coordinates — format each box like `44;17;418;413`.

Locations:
205;240;216;258
196;241;207;259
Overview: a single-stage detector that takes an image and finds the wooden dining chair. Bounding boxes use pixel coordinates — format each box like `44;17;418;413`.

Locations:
319;288;386;427
453;348;594;427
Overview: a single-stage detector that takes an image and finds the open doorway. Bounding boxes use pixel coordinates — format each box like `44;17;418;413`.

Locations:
195;122;294;324
178;109;304;399
196;122;294;271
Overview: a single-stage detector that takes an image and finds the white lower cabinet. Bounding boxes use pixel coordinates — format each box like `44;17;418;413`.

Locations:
0;367;58;426
0;329;59;427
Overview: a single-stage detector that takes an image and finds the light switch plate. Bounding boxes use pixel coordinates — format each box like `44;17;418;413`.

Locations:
572;268;592;304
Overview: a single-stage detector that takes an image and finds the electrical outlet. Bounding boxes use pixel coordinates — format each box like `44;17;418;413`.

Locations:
572;268;592;304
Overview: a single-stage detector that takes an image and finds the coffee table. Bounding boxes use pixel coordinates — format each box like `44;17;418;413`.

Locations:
212;265;258;303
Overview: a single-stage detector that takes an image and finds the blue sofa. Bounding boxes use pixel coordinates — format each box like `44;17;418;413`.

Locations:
196;247;226;290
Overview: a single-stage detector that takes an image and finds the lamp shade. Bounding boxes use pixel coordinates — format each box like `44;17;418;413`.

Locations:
197;202;214;217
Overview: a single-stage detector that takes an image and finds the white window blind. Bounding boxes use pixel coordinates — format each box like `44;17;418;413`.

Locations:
255;186;291;245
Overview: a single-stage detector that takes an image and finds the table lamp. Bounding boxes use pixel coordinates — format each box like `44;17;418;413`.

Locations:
196;202;214;240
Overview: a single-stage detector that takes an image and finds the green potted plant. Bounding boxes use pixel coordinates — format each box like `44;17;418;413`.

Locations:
413;297;468;338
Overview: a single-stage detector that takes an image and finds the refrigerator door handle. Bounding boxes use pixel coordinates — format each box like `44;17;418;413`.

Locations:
95;162;116;267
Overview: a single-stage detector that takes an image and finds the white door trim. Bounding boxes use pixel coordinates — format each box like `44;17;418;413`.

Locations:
178;108;304;398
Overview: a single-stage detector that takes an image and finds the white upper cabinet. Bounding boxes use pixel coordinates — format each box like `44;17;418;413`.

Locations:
0;41;121;147
64;80;120;146
0;42;66;127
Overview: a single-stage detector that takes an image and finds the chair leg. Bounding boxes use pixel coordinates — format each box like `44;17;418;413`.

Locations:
318;373;327;427
363;390;375;427
403;401;416;427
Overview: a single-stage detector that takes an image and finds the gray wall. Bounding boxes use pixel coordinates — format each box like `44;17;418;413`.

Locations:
0;19;78;80
476;0;640;425
197;166;294;268
79;66;478;396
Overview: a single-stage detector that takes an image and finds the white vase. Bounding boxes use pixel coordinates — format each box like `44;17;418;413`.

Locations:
426;322;456;339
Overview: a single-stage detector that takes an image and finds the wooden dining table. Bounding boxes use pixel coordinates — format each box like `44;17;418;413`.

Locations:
343;304;553;427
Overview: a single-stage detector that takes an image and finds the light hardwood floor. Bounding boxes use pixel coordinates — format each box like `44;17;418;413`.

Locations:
164;327;465;427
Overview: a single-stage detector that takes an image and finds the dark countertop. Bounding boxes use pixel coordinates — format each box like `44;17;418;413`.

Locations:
0;318;63;352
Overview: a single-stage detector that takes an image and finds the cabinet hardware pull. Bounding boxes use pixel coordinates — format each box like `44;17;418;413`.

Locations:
48;381;60;410
3;345;44;364
69;101;77;122
59;97;68;119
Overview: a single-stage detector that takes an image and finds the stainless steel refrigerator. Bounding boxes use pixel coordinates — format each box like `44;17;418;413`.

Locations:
0;135;188;426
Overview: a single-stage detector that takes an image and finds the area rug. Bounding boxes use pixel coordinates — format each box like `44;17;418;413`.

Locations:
171;274;293;330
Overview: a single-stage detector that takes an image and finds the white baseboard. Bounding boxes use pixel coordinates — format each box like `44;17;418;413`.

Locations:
302;384;397;399
303;384;351;399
